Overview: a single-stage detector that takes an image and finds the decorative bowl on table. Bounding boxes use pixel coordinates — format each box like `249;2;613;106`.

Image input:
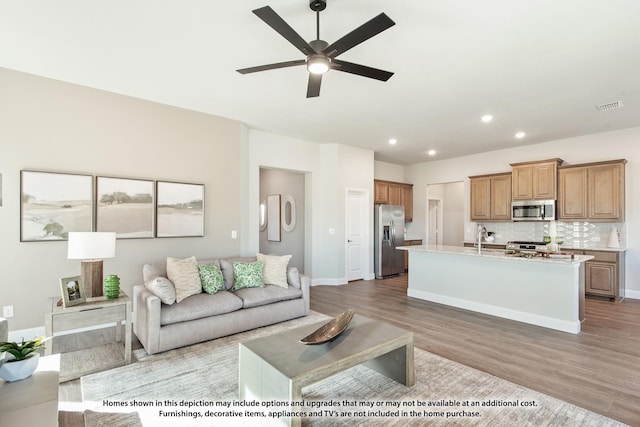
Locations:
300;308;355;345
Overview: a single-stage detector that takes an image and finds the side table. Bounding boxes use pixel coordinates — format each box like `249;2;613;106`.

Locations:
45;290;131;382
0;354;60;426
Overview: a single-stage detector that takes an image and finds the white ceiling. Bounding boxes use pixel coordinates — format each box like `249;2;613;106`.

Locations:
2;1;640;165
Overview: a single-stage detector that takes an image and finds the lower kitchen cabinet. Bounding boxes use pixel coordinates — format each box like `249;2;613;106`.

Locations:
572;249;625;301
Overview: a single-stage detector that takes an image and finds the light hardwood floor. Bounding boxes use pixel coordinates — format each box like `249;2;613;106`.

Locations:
310;275;640;426
58;275;640;426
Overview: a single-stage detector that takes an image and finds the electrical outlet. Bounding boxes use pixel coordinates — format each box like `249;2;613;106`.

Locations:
3;305;14;318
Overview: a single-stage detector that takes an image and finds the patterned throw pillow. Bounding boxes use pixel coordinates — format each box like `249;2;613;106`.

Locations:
199;263;224;295
256;253;292;288
231;261;265;291
166;256;202;303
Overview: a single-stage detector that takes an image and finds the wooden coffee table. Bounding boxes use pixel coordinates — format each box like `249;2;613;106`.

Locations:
239;314;414;426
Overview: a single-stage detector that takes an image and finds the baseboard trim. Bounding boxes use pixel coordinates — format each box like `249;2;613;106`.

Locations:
624;289;640;300
8;326;45;342
311;277;347;286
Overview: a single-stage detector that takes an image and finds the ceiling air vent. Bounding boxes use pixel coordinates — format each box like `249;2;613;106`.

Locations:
596;101;623;112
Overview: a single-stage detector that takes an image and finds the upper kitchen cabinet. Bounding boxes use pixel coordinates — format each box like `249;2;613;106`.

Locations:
373;179;414;222
469;173;512;221
510;159;563;200
559;159;626;221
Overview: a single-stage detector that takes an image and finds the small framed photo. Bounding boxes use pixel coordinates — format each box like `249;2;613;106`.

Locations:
60;276;85;307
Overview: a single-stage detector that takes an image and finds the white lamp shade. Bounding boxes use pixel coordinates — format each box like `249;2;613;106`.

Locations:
67;232;116;259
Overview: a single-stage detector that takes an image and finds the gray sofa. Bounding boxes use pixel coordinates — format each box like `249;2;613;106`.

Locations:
133;256;310;355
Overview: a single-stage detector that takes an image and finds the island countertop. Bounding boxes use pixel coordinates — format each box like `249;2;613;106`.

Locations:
398;244;593;264
402;244;590;333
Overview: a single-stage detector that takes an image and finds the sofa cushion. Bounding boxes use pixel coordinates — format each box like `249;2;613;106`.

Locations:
233;284;303;309
160;291;243;325
219;257;256;290
167;256;202;303
231;261;265;291
199;263;224;295
144;277;176;305
257;253;292;288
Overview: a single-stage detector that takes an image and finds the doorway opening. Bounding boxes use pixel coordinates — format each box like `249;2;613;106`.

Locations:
426;181;464;246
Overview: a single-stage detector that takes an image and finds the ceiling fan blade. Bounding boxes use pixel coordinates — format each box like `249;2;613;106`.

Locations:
306;73;322;98
323;13;395;58
253;6;315;56
331;59;394;81
237;59;305;74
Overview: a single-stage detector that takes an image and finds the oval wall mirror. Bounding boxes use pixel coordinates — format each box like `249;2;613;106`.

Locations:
282;195;296;232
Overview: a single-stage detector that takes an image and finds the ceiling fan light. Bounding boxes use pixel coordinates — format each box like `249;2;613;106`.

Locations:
307;55;330;74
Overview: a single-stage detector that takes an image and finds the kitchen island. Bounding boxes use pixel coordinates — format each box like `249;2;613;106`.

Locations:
399;245;593;334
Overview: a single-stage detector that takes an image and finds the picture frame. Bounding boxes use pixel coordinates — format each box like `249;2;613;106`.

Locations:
156;181;204;237
96;176;155;238
60;276;85;307
267;194;281;242
20;170;93;242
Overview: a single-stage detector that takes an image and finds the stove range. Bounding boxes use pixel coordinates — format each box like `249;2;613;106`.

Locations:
506;241;548;252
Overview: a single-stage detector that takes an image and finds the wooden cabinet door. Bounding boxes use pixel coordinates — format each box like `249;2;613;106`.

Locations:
470;177;491;221
511;165;533;200
559;167;588;219
374;181;389;204
388;183;402;206
490;174;512;220
402;185;413;222
532;161;558;199
588;163;624;220
585;261;616;296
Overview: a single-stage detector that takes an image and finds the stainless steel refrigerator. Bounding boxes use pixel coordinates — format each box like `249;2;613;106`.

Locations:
374;204;405;279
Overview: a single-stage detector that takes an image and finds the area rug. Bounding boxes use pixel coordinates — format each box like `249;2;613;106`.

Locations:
81;312;625;426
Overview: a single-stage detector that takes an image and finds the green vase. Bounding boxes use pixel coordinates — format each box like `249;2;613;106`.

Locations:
104;274;120;299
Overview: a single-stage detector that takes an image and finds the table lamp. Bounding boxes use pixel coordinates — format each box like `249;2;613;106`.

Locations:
67;232;116;298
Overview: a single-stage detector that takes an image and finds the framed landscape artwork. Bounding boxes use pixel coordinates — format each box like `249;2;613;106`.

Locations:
156;181;204;237
20;170;93;241
96;176;155;238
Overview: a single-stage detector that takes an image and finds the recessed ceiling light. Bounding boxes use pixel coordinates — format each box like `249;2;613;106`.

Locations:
481;114;493;123
427;149;436;156
388;138;397;145
515;132;526;139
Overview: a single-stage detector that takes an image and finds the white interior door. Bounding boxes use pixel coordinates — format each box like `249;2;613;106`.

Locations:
347;191;365;281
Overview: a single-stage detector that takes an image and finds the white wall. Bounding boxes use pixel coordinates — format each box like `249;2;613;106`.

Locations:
0;68;244;330
374;160;406;182
405;127;640;299
245;130;375;285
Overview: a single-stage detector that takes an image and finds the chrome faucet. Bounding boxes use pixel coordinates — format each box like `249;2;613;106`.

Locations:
477;224;487;254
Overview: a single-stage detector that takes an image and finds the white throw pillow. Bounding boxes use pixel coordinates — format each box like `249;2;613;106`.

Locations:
166;256;202;303
144;277;176;305
256;253;292;288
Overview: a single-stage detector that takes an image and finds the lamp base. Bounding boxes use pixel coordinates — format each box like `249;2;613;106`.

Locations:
81;260;104;298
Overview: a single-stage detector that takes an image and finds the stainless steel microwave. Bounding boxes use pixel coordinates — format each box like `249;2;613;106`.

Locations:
511;199;556;221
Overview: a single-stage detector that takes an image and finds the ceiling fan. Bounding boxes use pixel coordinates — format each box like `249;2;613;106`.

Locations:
236;0;395;98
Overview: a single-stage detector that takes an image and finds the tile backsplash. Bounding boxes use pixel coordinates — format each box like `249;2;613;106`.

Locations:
471;221;625;249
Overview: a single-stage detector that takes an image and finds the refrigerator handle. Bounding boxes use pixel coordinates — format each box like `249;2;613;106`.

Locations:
390;219;395;246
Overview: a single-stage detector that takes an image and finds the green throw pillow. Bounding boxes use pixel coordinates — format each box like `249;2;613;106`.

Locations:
231;261;265;291
199;263;224;295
